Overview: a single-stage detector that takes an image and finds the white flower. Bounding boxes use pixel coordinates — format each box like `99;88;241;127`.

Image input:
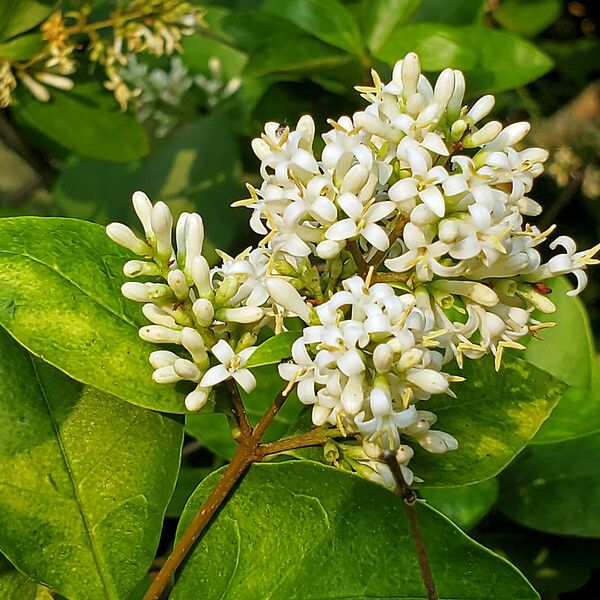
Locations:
200;340;257;392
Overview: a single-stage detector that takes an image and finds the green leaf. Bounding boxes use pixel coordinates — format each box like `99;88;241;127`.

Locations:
0;0;53;42
173;461;538;599
166;467;215;518
0;32;44;61
480;534;600;597
499;432;600;537
363;0;422;52
0;554;52;600
525;277;599;444
0;328;183;600
412;0;486;24
243;35;353;79
375;25;553;94
245;331;301;368
419;478;499;530
0;216;188;412
493;0;562;38
524;277;593;388
53;113;246;252
12;87;149;162
186;364;302;459
410;355;564;486
262;0;365;56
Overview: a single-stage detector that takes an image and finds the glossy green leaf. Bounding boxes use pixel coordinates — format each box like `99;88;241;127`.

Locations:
499;432;600;537
13;88;148;162
263;0;365;56
0;555;52;600
166;467;215;518
0;328;183;600
419;478;499;530
410;355;564;486
524;277;593;388
376;25;553;94
173;461;538;599
480;534;600;597
186;364;302;459
245;331;301;368
0;217;188;412
363;0;422;52
243;35;353;79
222;11;303;51
54;113;246;252
412;0;486;24
0;32;44;61
525;277;599;444
493;0;562;38
0;0;53;42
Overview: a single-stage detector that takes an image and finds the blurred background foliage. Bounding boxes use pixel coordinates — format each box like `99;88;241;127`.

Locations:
1;1;599;598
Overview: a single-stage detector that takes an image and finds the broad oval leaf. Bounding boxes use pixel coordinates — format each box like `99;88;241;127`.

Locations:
524;277;599;444
493;0;562;38
407;355;563;486
375;25;553;94
419;478;499;530
363;0;423;52
13;87;148;162
0;32;44;61
172;461;538;599
0;328;183;599
262;0;365;56
498;432;600;538
245;331;300;368
0;555;52;600
0;0;53;42
0;216;188;412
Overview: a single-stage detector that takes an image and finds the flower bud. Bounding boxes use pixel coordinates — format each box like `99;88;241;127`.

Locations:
447;70;465;119
181;327;209;365
398;348;423;371
395;444;414;465
216;306;264;324
151;201;173;260
123;260;160;277
152;366;180;384
463;121;503;147
406;368;449;394
192;298;214;327
122;282;173;303
434;68;454;109
215;276;241;307
132;191;153;236
173;358;202;382
265;278;312;323
167;269;189;300
142;304;178;328
316;239;344;260
340;164;369;194
450;119;467;141
466;94;495;124
106;223;149;255
184;213;205;275
185;385;210;411
139;325;182;344
373;343;393;373
486;121;530;150
416;430;458;454
149;350;178;369
191;256;213;298
401;52;420;98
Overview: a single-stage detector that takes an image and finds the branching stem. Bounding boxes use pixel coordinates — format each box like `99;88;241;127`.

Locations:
144;385;330;600
348;240;369;278
384;454;438;600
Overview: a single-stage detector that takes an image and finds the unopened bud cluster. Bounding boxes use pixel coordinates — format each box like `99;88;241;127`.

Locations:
108;53;599;487
0;0;204;110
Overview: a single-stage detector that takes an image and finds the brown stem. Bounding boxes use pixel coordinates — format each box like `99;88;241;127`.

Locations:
348;240;369;278
227;380;253;439
384;454;438;600
259;427;332;456
144;385;293;600
143;441;256;600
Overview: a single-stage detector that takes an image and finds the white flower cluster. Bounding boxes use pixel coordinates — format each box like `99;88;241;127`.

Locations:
108;53;599;487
